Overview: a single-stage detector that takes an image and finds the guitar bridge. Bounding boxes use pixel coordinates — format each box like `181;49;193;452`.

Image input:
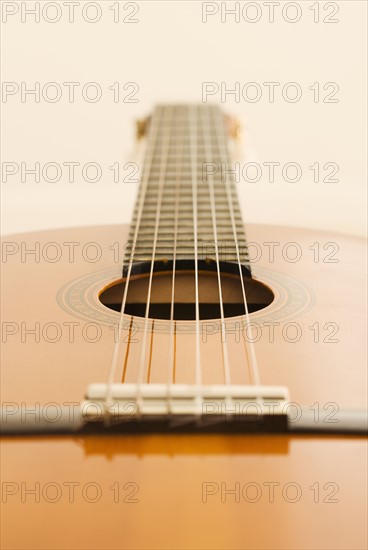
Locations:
82;383;290;431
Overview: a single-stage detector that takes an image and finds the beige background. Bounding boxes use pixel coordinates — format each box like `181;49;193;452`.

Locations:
1;0;366;236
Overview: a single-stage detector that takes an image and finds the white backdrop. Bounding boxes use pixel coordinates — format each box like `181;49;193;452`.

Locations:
1;0;367;236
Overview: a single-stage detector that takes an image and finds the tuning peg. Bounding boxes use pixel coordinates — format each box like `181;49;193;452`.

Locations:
135;117;150;140
225;115;242;140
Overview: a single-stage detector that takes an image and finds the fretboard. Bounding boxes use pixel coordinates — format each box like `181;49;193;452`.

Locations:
124;104;250;274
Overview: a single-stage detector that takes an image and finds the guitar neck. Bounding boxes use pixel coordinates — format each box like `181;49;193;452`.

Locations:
124;104;251;274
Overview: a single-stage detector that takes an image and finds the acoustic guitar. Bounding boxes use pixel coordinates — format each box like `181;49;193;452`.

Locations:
1;104;367;549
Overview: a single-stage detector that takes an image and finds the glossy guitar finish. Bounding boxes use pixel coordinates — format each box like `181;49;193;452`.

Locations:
1;223;367;549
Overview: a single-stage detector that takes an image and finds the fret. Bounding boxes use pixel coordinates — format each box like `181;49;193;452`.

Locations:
141;193;240;201
141;194;238;203
148;161;224;167
136;232;246;240
139;202;238;209
139;192;238;201
130;242;247;249
145;147;225;157
129;232;247;244
131;217;244;225
128;256;249;263
141;192;238;200
135;207;241;216
130;251;249;259
134;211;241;219
133;233;248;241
141;189;237;197
127;248;247;255
132;207;243;216
146;168;228;175
125;104;251;271
142;189;236;195
135;231;245;241
132;210;243;218
145;140;225;149
131;217;244;226
131;246;248;252
146;147;224;154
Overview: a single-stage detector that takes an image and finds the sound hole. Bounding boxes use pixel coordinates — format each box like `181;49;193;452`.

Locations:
99;270;274;321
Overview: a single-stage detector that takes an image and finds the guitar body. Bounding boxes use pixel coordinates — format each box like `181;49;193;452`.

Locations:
1;223;367;549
